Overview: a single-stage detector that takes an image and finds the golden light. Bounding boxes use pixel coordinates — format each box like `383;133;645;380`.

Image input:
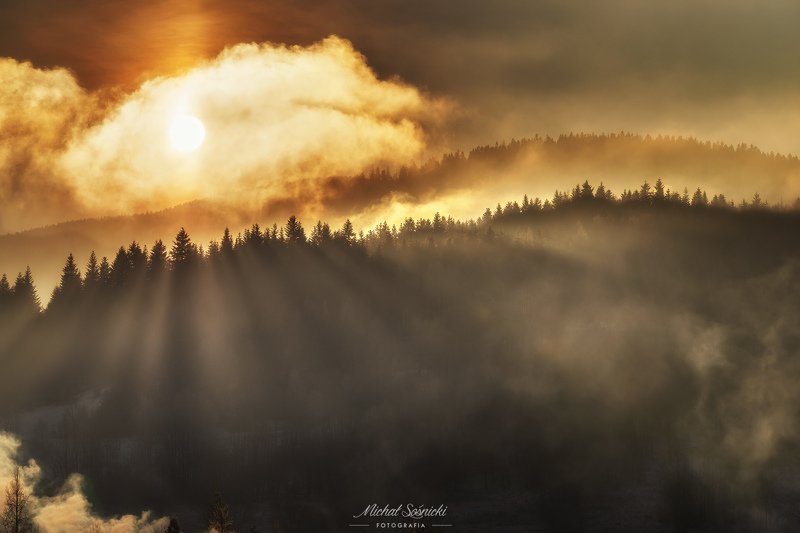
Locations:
169;114;206;152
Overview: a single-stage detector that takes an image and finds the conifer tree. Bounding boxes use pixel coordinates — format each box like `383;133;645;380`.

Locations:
245;224;263;246
13;268;40;316
128;242;147;275
654;178;665;202
59;254;82;295
596;182;607;200
339;219;355;245
580;180;594;200
691;188;707;207
0;274;11;302
0;274;11;319
84;252;100;290
285;216;306;245
170;228;196;267
310;221;332;246
149;240;168;278
110;247;129;287
640;181;652;202
220;228;234;255
99;257;111;288
51;254;82;305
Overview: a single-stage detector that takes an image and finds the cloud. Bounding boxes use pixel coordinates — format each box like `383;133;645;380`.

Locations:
0;36;450;233
0;432;168;532
5;0;800;159
0;59;94;232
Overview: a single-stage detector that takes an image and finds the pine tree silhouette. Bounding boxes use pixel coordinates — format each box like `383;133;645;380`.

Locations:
84;251;100;290
339;219;355;245
221;228;234;255
170;228;196;268
13;267;40;317
284;216;306;245
149;240;168;278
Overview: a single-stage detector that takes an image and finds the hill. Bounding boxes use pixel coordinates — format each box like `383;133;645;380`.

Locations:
2;132;799;298
1;193;799;530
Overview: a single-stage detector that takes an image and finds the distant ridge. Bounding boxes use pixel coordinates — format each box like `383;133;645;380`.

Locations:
2;132;800;296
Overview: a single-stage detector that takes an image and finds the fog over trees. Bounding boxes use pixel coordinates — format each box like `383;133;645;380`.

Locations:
1;181;799;531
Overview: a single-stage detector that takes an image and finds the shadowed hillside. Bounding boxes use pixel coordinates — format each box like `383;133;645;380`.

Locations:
1;183;799;531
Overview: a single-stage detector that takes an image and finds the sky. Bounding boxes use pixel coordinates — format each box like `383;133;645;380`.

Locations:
1;0;800;236
3;0;800;149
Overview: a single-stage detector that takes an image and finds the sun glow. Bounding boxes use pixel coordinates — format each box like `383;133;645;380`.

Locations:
169;114;206;152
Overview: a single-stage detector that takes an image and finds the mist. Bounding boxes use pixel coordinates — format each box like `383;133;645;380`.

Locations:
1;189;799;530
0;432;167;532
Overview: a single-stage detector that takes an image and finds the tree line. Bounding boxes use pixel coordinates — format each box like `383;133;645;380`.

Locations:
0;179;795;315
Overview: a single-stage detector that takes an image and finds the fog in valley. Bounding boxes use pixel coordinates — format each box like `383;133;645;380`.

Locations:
1;185;798;531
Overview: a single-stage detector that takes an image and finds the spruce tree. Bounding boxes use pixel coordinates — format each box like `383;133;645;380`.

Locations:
84;251;100;290
284;216;306;245
170;228;196;268
149;240;168;278
99;257;111;288
654;178;665;202
339;219;355;245
220;228;234;255
13;268;40;316
59;254;82;296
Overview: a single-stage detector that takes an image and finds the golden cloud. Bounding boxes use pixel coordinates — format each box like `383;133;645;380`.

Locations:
0;37;451;233
0;432;168;532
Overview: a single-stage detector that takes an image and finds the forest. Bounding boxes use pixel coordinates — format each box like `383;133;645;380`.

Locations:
1;180;800;531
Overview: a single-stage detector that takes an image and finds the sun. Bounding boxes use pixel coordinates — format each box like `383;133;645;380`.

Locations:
169;114;206;152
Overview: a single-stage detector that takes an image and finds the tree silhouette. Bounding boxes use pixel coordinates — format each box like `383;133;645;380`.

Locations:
12;268;40;317
149;240;168;278
50;254;82;307
128;241;147;276
99;257;111;288
338;219;355;245
580;180;594;200
595;182;607;200
284;216;306;245
639;181;652;203
170;228;196;268
245;224;263;247
220;228;234;255
0;274;11;307
110;247;129;287
691;188;707;207
654;178;665;202
207;492;234;533
83;252;100;291
310;221;333;246
1;466;36;533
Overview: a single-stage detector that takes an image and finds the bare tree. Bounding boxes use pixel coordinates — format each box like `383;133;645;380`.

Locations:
207;492;234;533
1;467;36;533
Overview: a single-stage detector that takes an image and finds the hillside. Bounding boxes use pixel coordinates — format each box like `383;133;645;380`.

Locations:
1;194;799;530
2;133;799;298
